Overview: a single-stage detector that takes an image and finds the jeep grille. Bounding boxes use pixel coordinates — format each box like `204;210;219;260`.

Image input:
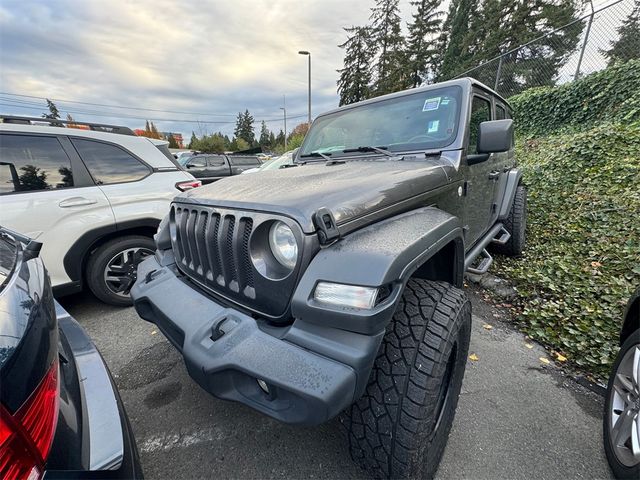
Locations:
169;203;305;318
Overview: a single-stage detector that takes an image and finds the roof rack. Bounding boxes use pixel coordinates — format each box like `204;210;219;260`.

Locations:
0;115;136;136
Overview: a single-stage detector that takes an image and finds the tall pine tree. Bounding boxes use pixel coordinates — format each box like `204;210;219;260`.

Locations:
337;26;375;105
259;121;271;147
435;0;478;80
405;0;443;87
234;109;255;146
605;0;640;65
370;0;408;94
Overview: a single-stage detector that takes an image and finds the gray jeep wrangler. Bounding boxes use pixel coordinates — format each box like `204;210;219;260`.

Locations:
131;78;527;479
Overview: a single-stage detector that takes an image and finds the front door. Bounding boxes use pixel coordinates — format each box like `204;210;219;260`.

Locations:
464;94;499;246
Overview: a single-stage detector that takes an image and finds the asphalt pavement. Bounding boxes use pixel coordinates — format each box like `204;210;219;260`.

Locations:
59;286;612;479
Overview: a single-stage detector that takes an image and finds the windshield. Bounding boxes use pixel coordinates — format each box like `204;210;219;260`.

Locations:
300;85;462;158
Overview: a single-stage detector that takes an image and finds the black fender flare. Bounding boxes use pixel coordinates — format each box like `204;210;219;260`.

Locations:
290;207;464;335
497;168;523;220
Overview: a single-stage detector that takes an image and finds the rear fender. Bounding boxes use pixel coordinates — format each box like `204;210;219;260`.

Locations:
291;207;463;335
497;168;523;220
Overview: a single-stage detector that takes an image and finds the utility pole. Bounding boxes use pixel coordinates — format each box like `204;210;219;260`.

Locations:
280;95;287;150
298;50;311;127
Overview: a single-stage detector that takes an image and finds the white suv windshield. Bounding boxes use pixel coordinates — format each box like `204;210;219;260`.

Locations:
300;85;462;158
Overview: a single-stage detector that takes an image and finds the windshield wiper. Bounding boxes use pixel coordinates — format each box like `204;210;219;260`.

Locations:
299;151;333;161
341;145;395;157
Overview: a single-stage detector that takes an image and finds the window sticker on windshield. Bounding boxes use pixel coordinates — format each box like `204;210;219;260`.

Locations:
422;97;441;111
441;98;450;105
428;120;439;133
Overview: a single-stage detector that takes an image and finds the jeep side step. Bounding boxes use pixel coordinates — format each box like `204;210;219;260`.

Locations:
464;223;503;274
491;226;511;245
466;248;493;275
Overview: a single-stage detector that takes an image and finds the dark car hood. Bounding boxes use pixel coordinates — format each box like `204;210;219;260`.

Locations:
178;158;450;233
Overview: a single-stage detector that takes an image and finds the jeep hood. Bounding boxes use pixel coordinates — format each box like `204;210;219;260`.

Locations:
178;158;450;233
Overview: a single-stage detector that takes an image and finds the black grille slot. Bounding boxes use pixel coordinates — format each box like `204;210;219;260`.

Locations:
171;205;255;297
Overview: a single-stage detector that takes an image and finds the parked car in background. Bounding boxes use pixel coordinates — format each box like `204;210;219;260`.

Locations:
0;115;201;306
182;153;260;184
0;227;142;478
603;287;639;479
242;148;298;174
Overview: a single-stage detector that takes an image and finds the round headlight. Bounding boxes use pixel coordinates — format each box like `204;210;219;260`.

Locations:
269;221;298;269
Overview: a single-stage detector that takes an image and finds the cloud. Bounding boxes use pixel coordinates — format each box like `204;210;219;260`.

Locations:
0;0;416;137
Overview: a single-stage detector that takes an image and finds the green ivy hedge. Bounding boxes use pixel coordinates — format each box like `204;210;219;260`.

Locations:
496;122;640;378
509;60;640;137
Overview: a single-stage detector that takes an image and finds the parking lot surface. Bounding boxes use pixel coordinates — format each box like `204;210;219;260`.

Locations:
60;287;612;479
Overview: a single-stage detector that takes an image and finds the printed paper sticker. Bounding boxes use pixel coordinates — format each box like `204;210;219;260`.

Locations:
441;98;450;105
428;120;439;133
422;97;441;111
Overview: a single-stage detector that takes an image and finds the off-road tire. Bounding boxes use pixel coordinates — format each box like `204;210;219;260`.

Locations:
603;332;640;479
86;235;155;307
340;279;472;479
493;185;527;257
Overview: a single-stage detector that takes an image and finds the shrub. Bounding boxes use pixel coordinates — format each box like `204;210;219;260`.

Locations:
509;60;640;137
496;122;640;378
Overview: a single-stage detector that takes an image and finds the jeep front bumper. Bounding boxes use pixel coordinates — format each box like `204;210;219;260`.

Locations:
131;255;385;426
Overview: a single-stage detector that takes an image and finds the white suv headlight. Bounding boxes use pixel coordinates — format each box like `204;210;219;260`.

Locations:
269;221;298;269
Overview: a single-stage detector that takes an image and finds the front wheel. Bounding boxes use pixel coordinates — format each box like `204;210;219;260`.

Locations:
493;184;527;257
86;235;155;306
341;279;472;479
603;332;640;479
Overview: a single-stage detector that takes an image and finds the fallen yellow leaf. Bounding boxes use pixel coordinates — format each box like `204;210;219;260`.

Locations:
525;343;533;349
483;324;493;330
469;353;479;361
151;330;157;335
556;353;567;362
539;357;550;364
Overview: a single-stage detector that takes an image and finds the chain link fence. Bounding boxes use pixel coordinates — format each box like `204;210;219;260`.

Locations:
452;0;637;97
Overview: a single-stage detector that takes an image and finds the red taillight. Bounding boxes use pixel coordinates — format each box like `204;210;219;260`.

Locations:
175;180;202;191
0;361;59;480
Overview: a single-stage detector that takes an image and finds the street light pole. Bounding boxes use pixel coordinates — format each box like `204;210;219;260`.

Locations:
280;94;287;150
298;50;311;127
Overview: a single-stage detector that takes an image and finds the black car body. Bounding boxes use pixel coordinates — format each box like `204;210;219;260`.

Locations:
0;227;142;479
182;154;261;184
131;78;525;477
132;77;521;419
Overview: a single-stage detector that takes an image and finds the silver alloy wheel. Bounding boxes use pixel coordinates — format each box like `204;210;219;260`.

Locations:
103;247;154;298
609;344;640;468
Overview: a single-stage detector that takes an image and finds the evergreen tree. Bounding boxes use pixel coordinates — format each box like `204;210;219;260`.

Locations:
167;134;179;148
435;0;478;80
259;121;271;147
370;0;408;94
275;129;285;147
268;131;276;148
337;26;375;105
405;0;443;87
145;120;151;134
234;110;255;145
474;0;582;95
43;99;60;119
150;121;161;139
605;0;640;65
188;132;197;149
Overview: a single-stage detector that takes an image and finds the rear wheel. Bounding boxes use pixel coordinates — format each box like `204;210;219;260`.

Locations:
86;236;155;306
341;279;472;479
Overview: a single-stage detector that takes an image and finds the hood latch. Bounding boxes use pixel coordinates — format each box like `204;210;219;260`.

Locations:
313;208;340;245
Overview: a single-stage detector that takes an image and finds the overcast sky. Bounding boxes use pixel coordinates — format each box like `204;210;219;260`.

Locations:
0;0;418;138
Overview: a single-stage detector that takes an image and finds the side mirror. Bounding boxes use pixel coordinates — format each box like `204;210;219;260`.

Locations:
477;119;514;154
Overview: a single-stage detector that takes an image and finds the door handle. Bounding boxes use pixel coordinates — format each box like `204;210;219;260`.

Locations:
488;171;500;180
58;197;98;208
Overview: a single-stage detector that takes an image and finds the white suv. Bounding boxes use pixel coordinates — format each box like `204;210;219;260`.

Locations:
0;116;200;305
